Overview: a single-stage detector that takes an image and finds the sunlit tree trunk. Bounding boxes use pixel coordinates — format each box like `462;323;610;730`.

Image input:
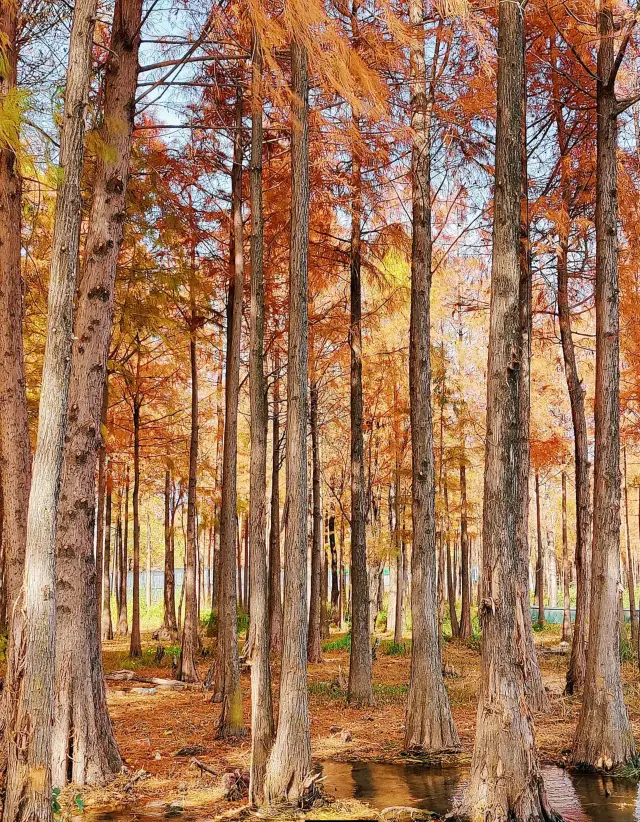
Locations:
215;83;244;738
4;1;98;816
455;1;559;816
247;38;274;804
268;353;283;654
571;2;635;766
264;37;312;804
405;3;458;752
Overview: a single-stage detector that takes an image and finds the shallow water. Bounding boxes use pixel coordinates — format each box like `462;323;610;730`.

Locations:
320;760;640;821
83;761;640;820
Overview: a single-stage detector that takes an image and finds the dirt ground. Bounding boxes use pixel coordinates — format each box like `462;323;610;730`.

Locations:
55;623;640;819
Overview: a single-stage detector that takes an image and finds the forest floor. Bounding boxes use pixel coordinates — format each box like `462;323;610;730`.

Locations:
53;621;640;820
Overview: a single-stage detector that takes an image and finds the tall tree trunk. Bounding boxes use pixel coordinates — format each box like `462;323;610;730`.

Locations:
562;471;572;644
552;49;592;695
329;514;339;612
572;6;634;765
146;512;152;611
247;38;274;804
535;469;545;626
308;378;323;663
348;108;373;706
624;448;637;647
444;478;459;638
456;1;558;816
102;463;114;641
215;83;244;738
163;471;177;633
4;1;98;816
459;462;471;640
130;399;142;658
95;386;108;627
179;278;200;682
117;469;129;636
264;38;312;804
405;4;458;751
269;353;283;654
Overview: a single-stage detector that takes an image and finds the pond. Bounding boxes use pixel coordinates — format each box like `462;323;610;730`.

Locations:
83;761;640;820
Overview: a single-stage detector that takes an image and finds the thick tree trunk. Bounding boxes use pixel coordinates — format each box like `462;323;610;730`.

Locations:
348;110;373;706
4;2;99;817
0;2;32;778
459;463;471;640
117;469;129;636
130;399;142;658
536;469;545;626
552;54;592;695
308;378;323;663
405;4;459;752
455;2;559;816
178;281;200;681
269;354;283;654
215;84;244;738
164;471;178;633
102;463;114;641
247;40;274;804
571;3;635;767
562;472;572;643
264;39;312;804
624;448;637;647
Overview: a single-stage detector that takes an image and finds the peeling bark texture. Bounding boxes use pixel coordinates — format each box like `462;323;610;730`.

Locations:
552;47;592;693
268;354;283;655
348;103;373;707
308;378;323;664
247;39;274;805
571;0;635;769
0;0;31;777
455;2;560;818
215;83;245;738
263;38;312;806
404;1;459;753
4;1;99;817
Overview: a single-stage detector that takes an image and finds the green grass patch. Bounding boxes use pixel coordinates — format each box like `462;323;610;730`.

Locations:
322;632;351;652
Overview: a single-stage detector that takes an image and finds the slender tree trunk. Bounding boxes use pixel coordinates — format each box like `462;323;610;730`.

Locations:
178;280;200;682
269;354;283;654
329;514;339;613
146;512;151;611
247;39;274;803
264;39;312;804
444;478;459;637
536;469;545;626
456;2;558;815
552;49;592;695
572;8;634;764
562;472;572;643
348;107;373;706
117;469;129;636
308;378;323;663
115;497;122;616
95;386;108;627
102;464;114;641
405;5;458;751
624;448;637;647
4;2;99;816
130;399;142;658
459;463;471;640
215;84;244;738
163;471;177;633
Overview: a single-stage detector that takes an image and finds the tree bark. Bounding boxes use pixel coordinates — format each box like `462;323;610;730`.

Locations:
348;106;373;706
552;47;592;695
329;514;339;613
562;471;572;643
264;38;312;805
536;469;545;626
268;353;283;654
459;463;471;640
117;468;129;636
455;2;559;816
214;83;245;738
444;478;459;638
95;386;108;627
4;2;99;817
102;462;114;641
623;447;637;647
308;378;323;663
571;5;635;765
129;397;142;658
404;3;459;752
247;38;274;804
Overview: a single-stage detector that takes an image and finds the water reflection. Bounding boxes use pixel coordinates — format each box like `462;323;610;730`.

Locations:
320;760;640;821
